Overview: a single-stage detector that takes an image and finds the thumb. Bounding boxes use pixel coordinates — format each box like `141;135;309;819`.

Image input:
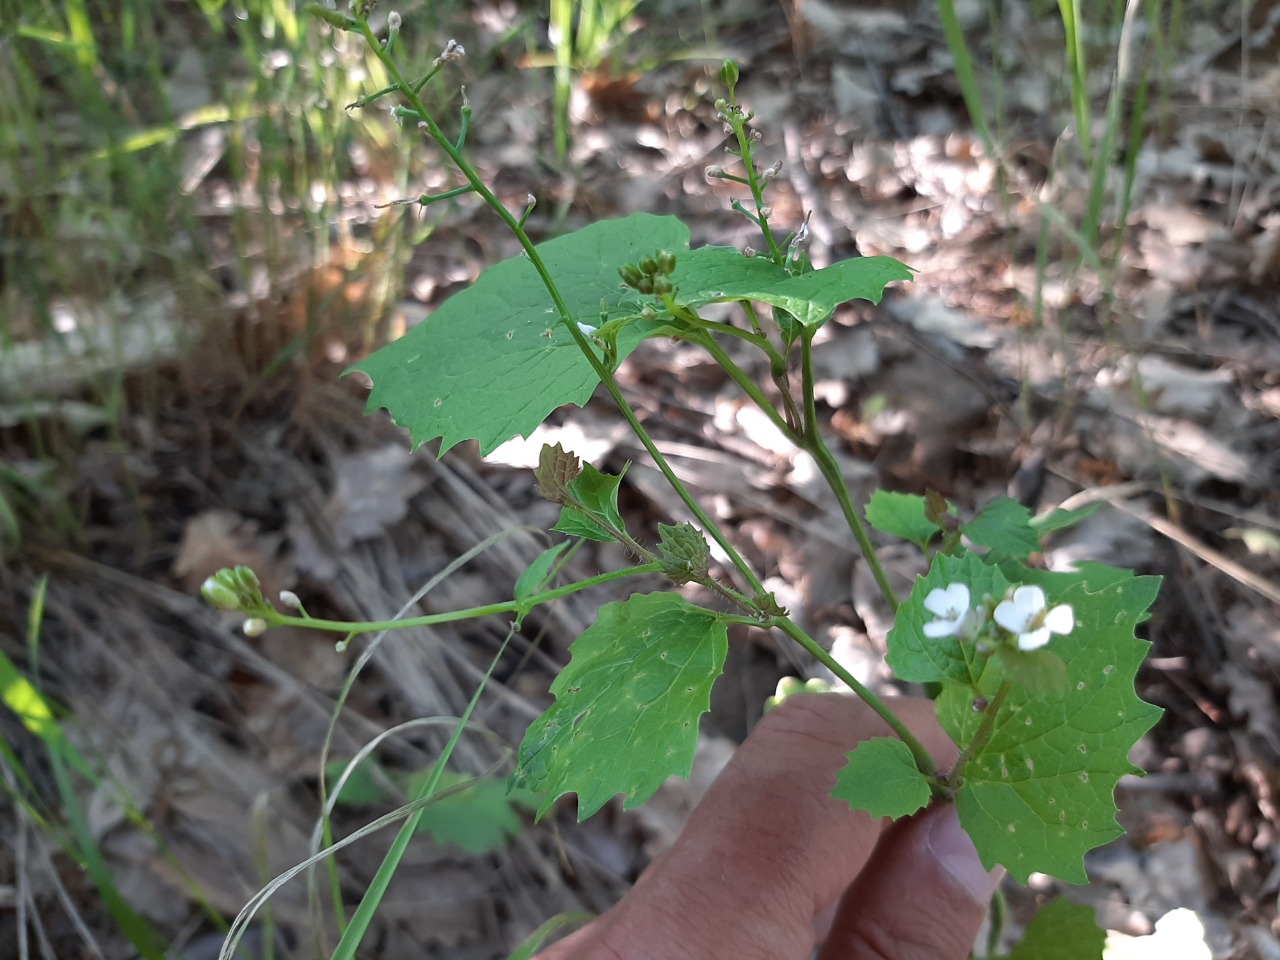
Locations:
818;803;1003;960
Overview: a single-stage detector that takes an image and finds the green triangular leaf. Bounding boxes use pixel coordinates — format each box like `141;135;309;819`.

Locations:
865;490;946;549
553;462;627;542
511;592;729;819
1005;897;1105;960
964;496;1040;560
833;737;933;820
887;552;1013;685
673;246;913;329
940;566;1162;884
407;771;529;854
351;213;910;456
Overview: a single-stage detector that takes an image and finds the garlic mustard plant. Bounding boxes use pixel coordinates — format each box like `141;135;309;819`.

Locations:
205;11;1163;959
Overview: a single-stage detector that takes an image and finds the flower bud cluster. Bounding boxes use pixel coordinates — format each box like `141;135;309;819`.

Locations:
618;249;677;297
923;582;1074;653
201;565;264;613
200;565;302;639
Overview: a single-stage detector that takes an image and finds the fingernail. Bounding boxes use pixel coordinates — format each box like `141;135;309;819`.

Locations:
926;806;1004;903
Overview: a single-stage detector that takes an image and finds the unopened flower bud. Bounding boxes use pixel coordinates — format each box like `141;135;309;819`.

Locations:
636;276;655;295
279;590;303;610
619;264;643;287
653;276;673;296
720;59;739;90
704;165;724;179
656;251;676;275
759;205;772;219
387;11;401;30
243;618;268;638
761;160;783;181
202;578;241;612
743;246;757;258
638;255;659;275
640;306;656;320
232;566;261;593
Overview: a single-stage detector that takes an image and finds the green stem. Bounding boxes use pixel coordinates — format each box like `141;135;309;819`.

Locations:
359;25;768;600
797;333;899;612
948;679;1012;781
769;616;938;782
689;329;795;440
266;563;662;634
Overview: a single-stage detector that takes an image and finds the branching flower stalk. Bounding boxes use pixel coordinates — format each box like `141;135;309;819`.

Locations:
339;15;776;608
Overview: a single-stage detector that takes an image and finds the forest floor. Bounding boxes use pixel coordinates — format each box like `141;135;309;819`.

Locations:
2;0;1279;957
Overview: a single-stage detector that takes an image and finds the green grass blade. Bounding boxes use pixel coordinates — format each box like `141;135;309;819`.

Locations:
506;912;595;959
934;0;995;157
1057;0;1092;163
328;625;519;960
20;579;170;960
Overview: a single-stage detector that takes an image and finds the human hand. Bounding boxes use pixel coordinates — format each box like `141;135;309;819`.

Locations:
534;694;1004;960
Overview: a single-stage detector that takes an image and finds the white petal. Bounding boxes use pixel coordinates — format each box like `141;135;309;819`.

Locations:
1018;627;1052;651
924;619;959;638
993;599;1028;633
924;583;969;618
1043;604;1074;635
1011;585;1047;616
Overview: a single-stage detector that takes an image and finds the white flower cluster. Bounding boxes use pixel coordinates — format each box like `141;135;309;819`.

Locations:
922;582;1073;651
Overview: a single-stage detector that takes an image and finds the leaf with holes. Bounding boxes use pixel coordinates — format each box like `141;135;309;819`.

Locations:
350;215;684;456
939;565;1162;883
511;592;728;819
351;214;910;456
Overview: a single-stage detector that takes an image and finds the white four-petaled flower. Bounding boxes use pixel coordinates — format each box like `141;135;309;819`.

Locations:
923;583;973;638
993;585;1073;651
